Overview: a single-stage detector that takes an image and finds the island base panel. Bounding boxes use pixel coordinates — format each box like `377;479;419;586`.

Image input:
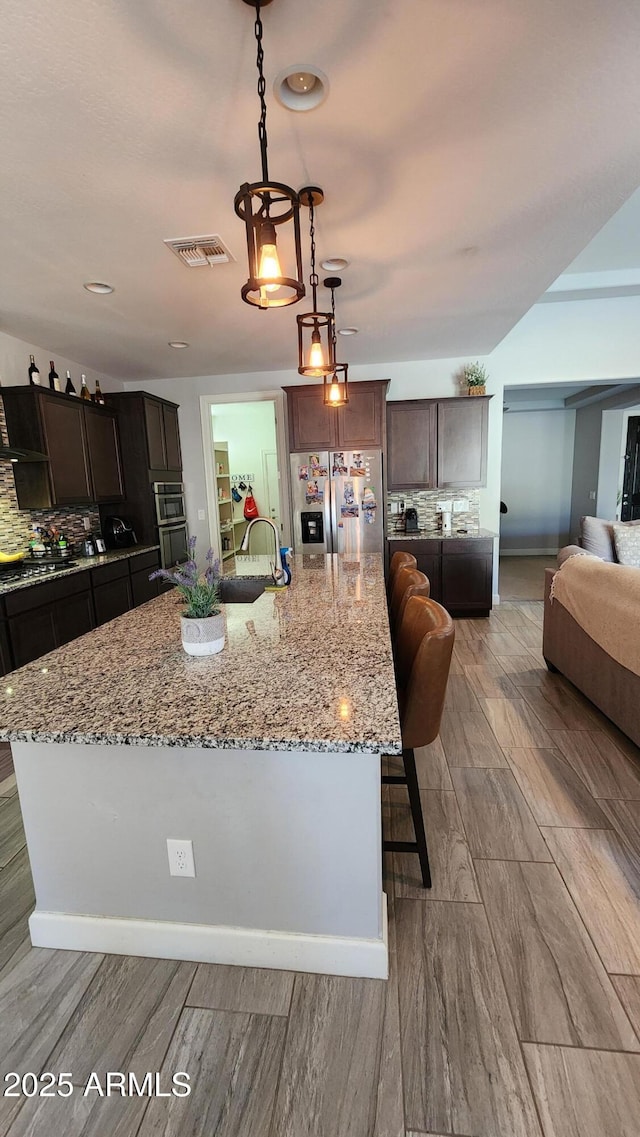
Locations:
12;741;388;980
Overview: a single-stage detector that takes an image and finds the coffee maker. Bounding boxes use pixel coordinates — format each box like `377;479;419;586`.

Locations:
404;507;419;533
103;516;138;549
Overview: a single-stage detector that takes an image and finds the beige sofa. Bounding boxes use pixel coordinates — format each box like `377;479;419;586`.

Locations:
543;538;640;747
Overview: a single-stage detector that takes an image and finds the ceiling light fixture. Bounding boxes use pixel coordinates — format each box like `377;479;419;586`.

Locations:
168;341;190;349
323;277;349;408
234;0;304;309
83;282;114;294
338;327;358;336
297;187;334;377
274;64;329;111
321;257;348;272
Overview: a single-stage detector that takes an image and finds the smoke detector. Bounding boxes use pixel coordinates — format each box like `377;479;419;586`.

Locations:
164;234;235;267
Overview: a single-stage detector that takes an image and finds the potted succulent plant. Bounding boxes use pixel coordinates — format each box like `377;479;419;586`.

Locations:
151;537;225;655
462;361;488;396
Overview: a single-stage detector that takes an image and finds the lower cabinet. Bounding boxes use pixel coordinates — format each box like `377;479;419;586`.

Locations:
2;551;161;673
388;538;493;615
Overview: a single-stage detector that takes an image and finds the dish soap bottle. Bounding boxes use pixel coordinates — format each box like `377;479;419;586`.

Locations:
280;547;292;585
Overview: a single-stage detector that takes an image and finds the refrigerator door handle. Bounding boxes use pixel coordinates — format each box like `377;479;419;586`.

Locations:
329;470;337;554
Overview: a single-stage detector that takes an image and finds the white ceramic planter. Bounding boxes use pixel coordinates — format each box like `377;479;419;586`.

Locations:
180;612;225;656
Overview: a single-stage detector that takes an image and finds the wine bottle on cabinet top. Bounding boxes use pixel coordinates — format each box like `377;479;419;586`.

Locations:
28;355;40;385
65;370;77;395
94;379;105;405
48;361;60;391
80;374;91;400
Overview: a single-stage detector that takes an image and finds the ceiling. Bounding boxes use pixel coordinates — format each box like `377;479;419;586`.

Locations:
1;0;640;381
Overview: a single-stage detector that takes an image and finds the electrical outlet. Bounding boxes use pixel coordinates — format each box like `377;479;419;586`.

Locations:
83;517;91;531
436;500;450;513
452;499;469;513
391;501;400;515
197;509;205;521
589;490;596;501
167;838;195;878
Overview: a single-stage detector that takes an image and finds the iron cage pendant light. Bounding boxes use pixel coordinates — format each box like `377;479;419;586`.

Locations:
234;0;305;309
323;277;349;406
297;188;335;376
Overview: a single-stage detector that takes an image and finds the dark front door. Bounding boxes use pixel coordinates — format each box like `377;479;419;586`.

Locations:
621;416;640;521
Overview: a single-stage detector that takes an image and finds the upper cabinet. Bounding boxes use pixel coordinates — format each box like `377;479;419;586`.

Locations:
386;396;490;489
84;404;125;503
386;401;437;490
2;387;124;509
142;396;182;474
283;380;388;452
437;397;488;488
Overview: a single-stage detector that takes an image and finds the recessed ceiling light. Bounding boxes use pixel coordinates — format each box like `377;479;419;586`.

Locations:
83;282;114;294
321;257;349;272
168;341;189;349
274;65;329;111
338;327;358;336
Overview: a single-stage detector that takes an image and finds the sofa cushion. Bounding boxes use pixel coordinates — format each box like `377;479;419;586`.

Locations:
580;516;615;560
612;521;640;566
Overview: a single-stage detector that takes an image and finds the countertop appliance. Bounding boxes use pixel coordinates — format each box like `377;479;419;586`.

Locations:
290;449;384;556
405;507;419;532
81;537;97;557
103;516;138;549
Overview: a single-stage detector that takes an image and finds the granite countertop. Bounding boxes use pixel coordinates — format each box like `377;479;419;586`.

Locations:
387;528;497;541
0;545;160;596
0;553;402;755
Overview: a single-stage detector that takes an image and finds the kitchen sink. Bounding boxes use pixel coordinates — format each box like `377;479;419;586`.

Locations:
218;578;267;604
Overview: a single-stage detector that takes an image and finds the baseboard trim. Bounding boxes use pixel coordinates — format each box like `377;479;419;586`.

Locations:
500;548;559;556
29;905;389;980
492;593;501;605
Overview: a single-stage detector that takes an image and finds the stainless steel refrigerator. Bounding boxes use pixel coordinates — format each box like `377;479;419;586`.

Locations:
290;448;384;556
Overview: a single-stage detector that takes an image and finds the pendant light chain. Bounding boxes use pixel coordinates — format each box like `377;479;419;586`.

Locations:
308;199;319;306
330;283;337;354
254;2;269;183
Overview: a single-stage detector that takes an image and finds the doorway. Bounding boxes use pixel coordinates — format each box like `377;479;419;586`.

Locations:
202;394;290;572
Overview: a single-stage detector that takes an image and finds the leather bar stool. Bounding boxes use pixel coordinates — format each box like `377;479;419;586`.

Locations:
383;595;455;888
387;551;416;598
389;564;429;629
395;569;430;630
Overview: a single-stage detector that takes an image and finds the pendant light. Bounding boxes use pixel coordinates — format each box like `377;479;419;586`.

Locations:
297;188;334;376
323;277;349;407
234;0;305;309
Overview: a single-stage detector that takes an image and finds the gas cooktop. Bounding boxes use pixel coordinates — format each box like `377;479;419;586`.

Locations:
0;560;77;586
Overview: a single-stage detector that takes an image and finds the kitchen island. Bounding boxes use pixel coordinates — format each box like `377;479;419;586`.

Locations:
0;554;400;979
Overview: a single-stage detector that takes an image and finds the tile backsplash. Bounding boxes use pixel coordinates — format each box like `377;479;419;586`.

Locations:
386;488;480;534
0;395;99;551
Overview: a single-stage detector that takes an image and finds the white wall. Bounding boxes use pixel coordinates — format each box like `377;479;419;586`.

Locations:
500;410;576;553
0;329;122;392
569;404;602;540
123;292;640;593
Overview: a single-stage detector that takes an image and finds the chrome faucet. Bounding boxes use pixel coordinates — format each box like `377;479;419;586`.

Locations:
240;517;286;586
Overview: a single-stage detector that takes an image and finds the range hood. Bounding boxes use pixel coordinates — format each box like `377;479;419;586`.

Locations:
0;445;49;463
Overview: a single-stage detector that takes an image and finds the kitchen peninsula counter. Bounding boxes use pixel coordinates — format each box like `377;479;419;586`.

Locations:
0;554;399;979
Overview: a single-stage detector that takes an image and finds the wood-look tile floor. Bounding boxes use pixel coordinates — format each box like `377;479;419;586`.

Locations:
1;605;640;1136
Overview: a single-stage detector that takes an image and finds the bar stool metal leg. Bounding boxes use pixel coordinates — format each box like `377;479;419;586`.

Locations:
382;747;432;889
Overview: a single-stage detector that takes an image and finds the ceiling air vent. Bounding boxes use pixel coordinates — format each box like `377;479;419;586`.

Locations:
164;234;235;267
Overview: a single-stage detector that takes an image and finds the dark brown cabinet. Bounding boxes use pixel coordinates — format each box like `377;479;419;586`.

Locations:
84;404;125;502
162;404;182;471
284;381;388;452
142;396;182;474
386;401;437;490
6;570;93;669
386;396;490;490
40;396;92;504
103;392;182;545
387;537;493;615
2;387;124;508
0;612;13;676
437;398;489;488
1;551;161;673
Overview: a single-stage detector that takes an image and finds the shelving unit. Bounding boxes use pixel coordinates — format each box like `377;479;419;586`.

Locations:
214;442;235;571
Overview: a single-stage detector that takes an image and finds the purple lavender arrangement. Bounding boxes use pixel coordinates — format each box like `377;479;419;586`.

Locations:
150;537;221;619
